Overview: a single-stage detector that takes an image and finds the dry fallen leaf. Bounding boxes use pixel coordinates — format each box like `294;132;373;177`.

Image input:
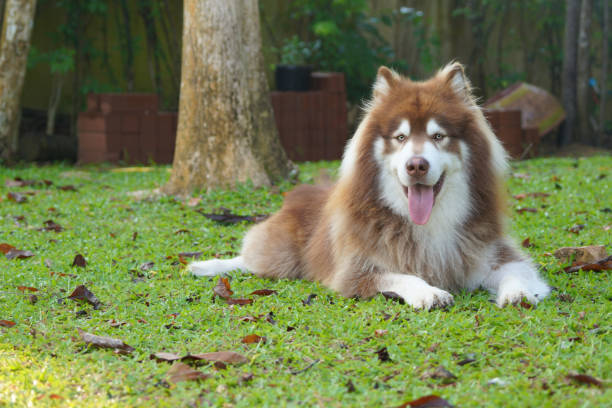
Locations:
396;395;454;408
241;334;266;344
72;254;87;268
0;243;16;254
554;245;607;264
150;352;182;362
250;289;277;296
186;351;248;365
374;329;388;337
167;362;211;383
213;277;233;299
78;328;134;353
68;285;102;309
566;373;604;388
6;249;35;260
0;320;16;328
564;256;612;273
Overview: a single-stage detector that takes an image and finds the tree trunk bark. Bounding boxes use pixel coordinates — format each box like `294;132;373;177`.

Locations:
138;1;162;97
0;0;36;162
576;0;592;143
560;0;581;146
163;0;292;195
599;0;609;146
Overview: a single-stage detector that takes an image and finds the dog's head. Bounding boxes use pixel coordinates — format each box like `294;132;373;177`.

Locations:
340;63;508;226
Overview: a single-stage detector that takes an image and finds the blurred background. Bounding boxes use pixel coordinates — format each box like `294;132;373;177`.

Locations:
2;0;610;163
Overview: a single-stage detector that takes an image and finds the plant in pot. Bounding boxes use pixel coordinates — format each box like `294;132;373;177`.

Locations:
275;36;315;92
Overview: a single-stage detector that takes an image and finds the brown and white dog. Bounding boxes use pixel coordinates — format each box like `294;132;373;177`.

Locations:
190;62;550;310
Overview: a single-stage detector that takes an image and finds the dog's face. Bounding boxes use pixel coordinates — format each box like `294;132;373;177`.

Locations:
340;63;507;226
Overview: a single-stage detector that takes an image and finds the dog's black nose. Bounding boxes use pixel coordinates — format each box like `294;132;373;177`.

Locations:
407;157;429;178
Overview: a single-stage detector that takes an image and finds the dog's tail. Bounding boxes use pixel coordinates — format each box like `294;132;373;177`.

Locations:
188;256;248;277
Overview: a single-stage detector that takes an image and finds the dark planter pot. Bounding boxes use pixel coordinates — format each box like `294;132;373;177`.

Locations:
275;65;312;91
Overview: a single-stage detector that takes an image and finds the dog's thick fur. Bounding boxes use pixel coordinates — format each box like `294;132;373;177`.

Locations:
190;63;550;309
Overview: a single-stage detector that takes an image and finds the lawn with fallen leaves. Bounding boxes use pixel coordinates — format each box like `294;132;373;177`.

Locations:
0;156;610;407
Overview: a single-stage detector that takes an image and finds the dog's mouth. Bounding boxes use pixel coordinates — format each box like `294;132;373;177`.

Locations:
402;172;446;225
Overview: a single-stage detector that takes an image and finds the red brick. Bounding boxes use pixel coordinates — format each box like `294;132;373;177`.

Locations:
78;131;107;151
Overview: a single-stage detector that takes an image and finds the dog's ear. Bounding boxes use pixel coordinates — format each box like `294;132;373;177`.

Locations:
373;66;401;99
440;62;474;104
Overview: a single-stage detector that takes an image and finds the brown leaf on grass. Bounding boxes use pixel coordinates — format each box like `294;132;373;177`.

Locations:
568;224;585;234
381;291;405;304
72;254;87;267
241;334;266;344
6;249;35;259
50;271;77;278
197;208;267;225
374;329;388;337
553;245;607;264
227;298;254;306
5;177;37;187
512;173;531;180
17;286;38;292
68;285;102;309
376;347;391;362
213;277;233;299
150;352;182;362
516;207;538;214
174;229;190;234
0;243;16;254
39;220;64;233
7;192;27;203
178;251;203;259
78;328;134;353
132;231;138;241
167;362;211;383
396;395;454;408
250;289;277;296
58;185;77;191
346;379;356;393
521;238;534;248
564;255;612;273
566;373;604;388
139;262;155;271
186;351;249;365
0;320;16;328
513;192;550;200
422;366;458;383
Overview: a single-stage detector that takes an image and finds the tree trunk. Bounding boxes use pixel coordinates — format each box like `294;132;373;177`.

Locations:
560;0;581;146
576;0;592;143
163;0;292;195
599;0;609;146
0;0;36;162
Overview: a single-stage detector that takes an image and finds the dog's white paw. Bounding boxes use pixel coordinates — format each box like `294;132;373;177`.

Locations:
405;286;454;310
496;276;550;307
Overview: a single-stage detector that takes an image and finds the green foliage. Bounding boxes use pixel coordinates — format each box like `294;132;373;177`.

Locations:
28;46;75;74
0;157;611;406
274;0;401;103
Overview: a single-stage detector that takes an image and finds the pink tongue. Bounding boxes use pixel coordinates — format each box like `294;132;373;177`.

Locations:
408;184;434;225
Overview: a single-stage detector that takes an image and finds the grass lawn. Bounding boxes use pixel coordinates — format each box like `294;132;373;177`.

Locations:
0;156;610;407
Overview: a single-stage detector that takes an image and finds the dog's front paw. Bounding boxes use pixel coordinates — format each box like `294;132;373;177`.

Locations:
406;287;454;310
496;277;550;307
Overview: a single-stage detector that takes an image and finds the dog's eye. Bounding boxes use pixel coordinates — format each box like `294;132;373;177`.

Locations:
432;133;444;140
396;134;406;141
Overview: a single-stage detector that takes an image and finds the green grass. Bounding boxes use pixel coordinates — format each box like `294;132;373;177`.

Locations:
0;157;610;407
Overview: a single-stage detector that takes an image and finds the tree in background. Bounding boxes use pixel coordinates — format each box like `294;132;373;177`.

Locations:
0;0;36;162
164;0;293;195
576;0;593;144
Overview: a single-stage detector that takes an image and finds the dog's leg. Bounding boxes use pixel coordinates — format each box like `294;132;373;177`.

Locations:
189;256;248;277
378;273;454;310
482;260;551;307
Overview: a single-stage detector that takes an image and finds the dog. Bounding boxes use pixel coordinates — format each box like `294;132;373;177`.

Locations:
189;62;551;310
